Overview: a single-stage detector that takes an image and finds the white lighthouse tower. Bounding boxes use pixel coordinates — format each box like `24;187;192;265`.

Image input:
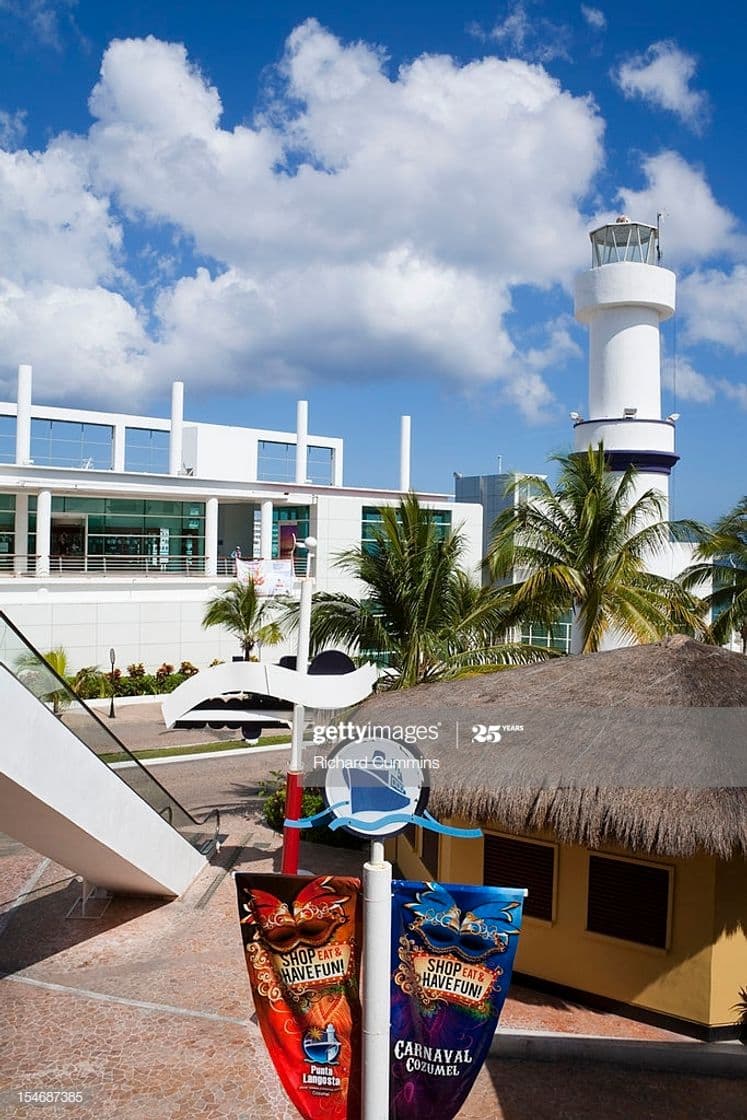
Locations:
573;217;678;514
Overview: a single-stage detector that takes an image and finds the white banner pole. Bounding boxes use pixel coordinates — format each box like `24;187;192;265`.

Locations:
362;838;391;1120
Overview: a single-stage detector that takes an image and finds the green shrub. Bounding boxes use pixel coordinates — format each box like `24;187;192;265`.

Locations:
256;771;362;849
71;666;108;699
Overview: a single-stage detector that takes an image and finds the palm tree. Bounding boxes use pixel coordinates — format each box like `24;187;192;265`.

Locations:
680;497;747;652
202;580;284;659
295;493;554;689
486;445;706;655
15;646;72;715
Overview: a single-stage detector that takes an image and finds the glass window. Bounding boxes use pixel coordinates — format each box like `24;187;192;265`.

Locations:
307;445;333;486
272;505;310;559
124;428;169;474
0;492;14;568
257;440;295;483
361;506;451;553
30;418;113;469
0;415;15;463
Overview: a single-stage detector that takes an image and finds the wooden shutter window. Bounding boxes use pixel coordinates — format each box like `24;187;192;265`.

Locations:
483;834;554;921
421;828;440;878
587;855;670;949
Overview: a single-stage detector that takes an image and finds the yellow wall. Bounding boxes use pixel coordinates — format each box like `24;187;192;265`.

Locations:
709;857;747;1027
391;821;746;1030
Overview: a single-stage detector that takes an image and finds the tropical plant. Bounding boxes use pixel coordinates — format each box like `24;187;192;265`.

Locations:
679;497;747;653
72;665;109;699
15;646;73;715
486;445;707;655
202;579;284;659
290;493;554;689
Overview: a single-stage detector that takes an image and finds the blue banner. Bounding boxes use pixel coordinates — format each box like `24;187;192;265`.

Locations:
390;880;525;1120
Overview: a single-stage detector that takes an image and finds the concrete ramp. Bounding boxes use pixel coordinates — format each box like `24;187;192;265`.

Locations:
0;615;210;897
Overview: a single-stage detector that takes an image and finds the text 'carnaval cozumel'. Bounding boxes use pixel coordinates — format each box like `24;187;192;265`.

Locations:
393;1040;474;1076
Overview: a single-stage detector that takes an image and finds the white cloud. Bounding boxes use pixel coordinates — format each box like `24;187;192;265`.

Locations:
615;151;742;266
0;22;607;415
0;109;26;149
0;279;148;403
581;6;606;31
0;141;122;287
613;41;708;131
662;355;716;403
679;265;747;352
0;0;78;51
475;2;572;63
718;379;747;409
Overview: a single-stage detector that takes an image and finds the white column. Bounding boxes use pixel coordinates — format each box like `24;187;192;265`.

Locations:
13;492;28;575
36;490;51;577
295;400;308;485
332;444;343;487
205;497;218;577
112;424;126;472
169;381;184;476
362;840;392;1120
399;415;411;491
15;364;32;466
260;499;273;559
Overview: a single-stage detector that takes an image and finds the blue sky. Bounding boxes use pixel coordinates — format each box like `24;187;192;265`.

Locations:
0;1;745;520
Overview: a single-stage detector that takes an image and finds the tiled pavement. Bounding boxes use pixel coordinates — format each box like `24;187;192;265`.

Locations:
1;812;745;1118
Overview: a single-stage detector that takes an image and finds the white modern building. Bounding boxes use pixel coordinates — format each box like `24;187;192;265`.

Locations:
0;371;482;669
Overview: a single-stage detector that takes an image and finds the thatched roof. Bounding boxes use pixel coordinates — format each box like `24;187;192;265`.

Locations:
350;637;747;859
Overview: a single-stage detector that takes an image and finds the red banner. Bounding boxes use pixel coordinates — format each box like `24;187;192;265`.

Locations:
236;874;362;1120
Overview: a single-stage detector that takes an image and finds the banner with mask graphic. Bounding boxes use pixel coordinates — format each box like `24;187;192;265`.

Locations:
390;880;525;1120
236;874;362;1120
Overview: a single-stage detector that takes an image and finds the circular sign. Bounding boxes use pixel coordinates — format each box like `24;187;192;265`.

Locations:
323;737;430;838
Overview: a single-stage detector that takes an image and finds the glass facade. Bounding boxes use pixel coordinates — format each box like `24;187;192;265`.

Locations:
0;415;15;464
30;419;113;470
0;494;15;570
272;505;310;561
361;506;452;553
124;428;170;474
257;441;333;485
520;610;573;653
26;497;205;572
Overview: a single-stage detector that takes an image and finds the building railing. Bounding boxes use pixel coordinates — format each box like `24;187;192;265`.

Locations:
0;552;311;578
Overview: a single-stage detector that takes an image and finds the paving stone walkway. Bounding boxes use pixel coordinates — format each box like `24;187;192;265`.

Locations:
1;804;744;1118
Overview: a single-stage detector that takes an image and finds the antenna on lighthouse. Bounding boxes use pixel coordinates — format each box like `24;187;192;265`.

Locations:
656;211;663;262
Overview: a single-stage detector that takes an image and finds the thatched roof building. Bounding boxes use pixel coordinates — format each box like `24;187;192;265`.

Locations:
352;637;747;860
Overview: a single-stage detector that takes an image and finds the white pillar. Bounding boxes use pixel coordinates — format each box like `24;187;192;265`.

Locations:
332;444;343;487
13;492;28;575
399;415;411;491
169;381;184;476
112;424;126;472
295;400;308;485
260;500;273;559
36;490;51;577
362;839;392;1120
15;364;32;466
205;497;218;577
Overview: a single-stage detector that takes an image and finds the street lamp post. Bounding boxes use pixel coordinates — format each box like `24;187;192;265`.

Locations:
281;536;316;875
108;647;116;719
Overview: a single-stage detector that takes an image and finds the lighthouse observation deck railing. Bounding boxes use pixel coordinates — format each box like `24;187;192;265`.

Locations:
591;222;658;267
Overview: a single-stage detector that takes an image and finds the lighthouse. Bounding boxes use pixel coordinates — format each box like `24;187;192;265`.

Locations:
573;217;678;514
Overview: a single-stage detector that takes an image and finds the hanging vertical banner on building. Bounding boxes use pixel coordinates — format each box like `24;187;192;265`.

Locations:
390;880;525;1120
235;874;362;1120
